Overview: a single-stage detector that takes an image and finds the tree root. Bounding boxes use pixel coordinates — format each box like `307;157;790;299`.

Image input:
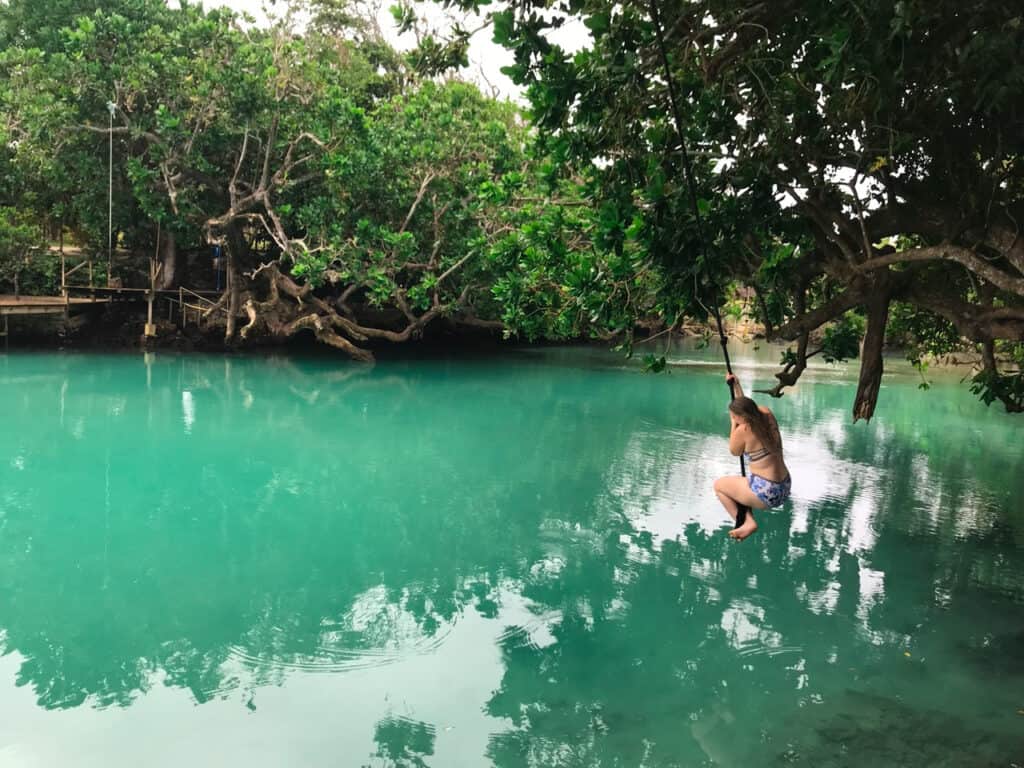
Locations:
235;262;467;361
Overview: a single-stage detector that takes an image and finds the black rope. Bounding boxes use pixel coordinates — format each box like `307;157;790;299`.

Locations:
649;0;748;526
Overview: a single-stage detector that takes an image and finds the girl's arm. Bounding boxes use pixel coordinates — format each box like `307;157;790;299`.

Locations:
728;420;747;456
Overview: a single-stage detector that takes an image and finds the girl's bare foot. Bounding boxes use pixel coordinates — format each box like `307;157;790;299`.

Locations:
728;517;758;540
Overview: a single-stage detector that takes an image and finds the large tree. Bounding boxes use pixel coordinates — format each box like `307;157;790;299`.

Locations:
1;0;595;357
435;0;1024;416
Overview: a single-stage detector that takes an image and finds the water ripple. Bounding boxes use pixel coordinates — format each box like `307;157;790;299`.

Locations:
225;623;455;674
735;644;805;659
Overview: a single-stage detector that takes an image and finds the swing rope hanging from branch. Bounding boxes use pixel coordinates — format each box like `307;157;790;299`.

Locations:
648;0;749;525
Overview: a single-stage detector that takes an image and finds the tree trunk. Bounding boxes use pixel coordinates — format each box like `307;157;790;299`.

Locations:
224;224;245;342
159;230;178;289
852;290;891;422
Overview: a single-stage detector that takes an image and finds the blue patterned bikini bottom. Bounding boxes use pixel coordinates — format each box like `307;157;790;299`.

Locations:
748;473;792;508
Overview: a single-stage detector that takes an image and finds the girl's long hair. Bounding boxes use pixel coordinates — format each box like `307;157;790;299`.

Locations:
729;396;778;453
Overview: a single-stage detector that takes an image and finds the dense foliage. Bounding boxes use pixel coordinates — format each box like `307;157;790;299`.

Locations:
429;0;1024;415
1;0;1022;416
0;0;633;355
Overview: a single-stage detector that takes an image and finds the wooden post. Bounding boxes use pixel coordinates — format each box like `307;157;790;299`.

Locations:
60;233;67;300
60;232;69;321
3;315;8;351
144;256;157;337
145;295;156;335
145;224;162;337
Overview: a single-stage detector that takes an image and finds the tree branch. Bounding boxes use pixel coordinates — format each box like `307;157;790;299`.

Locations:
771;281;868;340
858;244;1024;298
400;173;436;234
230;127;250;208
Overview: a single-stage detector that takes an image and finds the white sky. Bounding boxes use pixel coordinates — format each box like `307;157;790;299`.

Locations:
197;0;590;102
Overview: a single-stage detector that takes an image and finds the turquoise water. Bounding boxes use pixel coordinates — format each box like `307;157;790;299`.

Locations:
0;345;1022;767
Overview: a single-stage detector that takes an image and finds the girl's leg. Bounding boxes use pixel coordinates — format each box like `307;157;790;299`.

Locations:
713;476;766;541
713;476;741;522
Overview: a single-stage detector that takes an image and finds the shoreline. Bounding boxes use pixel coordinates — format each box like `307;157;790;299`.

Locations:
0;307;998;372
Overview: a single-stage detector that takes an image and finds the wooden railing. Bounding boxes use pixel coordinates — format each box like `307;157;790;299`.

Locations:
167;286;229;328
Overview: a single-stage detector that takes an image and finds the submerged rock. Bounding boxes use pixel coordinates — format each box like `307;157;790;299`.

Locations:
959;628;1024;679
774;690;1021;767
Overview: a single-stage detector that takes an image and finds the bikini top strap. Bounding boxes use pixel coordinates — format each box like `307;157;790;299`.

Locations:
745;446;772;462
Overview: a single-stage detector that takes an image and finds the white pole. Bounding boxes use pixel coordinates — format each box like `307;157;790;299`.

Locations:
107;101;115;282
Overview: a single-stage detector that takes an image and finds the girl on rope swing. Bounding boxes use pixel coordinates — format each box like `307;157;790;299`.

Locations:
646;0;791;540
713;374;791;540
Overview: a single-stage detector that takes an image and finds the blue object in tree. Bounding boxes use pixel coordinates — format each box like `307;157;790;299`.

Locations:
213;245;222;291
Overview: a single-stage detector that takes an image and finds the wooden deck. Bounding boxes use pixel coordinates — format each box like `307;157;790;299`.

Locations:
2;245;230;342
0;295;109;316
1;281;228;345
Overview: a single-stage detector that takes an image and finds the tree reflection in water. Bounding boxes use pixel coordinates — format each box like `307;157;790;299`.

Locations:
0;351;1021;765
371;716;436;768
